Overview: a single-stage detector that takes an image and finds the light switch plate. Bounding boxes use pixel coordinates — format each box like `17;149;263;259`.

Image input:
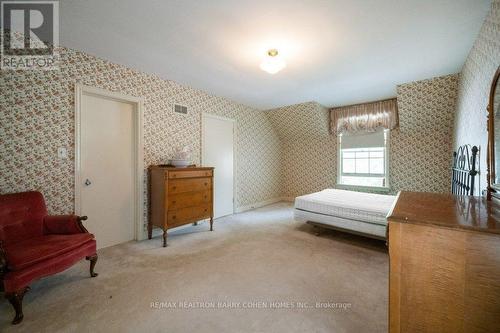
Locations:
57;147;68;159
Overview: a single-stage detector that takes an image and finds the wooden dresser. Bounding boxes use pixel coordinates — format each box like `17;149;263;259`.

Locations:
388;191;500;333
148;166;214;247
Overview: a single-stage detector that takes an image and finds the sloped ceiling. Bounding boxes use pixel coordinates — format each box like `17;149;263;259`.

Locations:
266;102;330;140
59;0;491;109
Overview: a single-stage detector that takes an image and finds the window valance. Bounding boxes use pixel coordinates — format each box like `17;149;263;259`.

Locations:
330;98;398;135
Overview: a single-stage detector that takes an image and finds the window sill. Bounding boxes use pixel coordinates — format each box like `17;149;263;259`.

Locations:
336;184;391;194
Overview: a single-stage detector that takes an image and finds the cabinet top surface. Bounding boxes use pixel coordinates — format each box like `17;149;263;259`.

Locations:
388;191;500;234
149;165;214;171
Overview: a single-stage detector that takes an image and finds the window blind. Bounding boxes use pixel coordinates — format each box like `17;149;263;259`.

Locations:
341;130;385;149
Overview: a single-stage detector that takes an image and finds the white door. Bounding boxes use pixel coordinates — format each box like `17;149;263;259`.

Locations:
80;92;135;249
202;114;234;218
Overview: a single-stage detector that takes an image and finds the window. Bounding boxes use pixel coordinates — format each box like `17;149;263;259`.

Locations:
338;130;389;189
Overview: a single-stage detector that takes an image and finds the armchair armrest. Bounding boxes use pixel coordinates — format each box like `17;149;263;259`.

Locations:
43;215;90;235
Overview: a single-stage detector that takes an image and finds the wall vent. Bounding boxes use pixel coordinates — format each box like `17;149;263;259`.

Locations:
174;104;188;114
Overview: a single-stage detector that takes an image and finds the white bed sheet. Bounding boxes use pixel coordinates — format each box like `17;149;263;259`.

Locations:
294;189;397;226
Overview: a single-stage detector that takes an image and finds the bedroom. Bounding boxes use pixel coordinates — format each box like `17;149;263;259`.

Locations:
0;0;499;332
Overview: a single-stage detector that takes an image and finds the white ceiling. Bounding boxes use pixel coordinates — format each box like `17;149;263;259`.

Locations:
60;0;491;110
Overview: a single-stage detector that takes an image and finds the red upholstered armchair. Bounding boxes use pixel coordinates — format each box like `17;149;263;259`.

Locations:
0;191;98;325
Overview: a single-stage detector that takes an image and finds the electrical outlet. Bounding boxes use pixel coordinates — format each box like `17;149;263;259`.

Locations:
57;147;68;159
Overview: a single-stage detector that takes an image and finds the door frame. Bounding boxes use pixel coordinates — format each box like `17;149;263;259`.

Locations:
201;113;236;215
74;84;145;241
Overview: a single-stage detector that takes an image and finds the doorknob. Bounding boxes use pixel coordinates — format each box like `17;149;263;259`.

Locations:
84;179;92;186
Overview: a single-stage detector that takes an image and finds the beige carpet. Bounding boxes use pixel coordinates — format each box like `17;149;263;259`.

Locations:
0;202;388;332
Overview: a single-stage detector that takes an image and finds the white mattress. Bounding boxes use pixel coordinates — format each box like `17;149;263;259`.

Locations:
294;189;396;226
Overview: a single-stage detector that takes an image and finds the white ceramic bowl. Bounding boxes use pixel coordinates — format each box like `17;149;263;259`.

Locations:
169;159;191;167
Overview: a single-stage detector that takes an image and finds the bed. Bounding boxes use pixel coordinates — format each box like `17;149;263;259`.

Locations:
294;144;479;240
294;189;397;239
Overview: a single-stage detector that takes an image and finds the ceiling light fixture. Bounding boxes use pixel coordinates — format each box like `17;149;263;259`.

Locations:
260;48;286;74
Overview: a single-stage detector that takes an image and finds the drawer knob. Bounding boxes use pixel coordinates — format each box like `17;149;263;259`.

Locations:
172;215;176;219
204;196;207;199
172;201;176;204
204;209;207;212
204;182;208;186
173;186;176;190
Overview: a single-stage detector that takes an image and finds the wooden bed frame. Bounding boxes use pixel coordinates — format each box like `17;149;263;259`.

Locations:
307;220;386;241
451;144;478;196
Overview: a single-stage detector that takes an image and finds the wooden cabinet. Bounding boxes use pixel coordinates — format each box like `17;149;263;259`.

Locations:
148;166;214;247
388;191;500;333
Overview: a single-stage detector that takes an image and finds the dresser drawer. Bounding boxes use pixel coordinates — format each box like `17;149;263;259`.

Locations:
168;191;211;210
167;204;211;228
168;178;211;194
168;169;213;179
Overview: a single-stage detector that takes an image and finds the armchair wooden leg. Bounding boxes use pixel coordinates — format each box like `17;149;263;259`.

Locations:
5;286;30;325
210;217;214;231
86;254;98;277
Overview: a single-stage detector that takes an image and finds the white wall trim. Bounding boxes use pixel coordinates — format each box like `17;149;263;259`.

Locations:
201;112;236;123
336;129;391;191
201;112;236;215
235;197;284;213
74;84;145;241
150;198;291;237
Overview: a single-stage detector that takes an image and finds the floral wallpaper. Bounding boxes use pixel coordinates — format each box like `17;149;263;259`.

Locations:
265;74;459;197
266;102;336;198
0;33;476;221
280;137;337;198
454;0;500;196
391;74;459;193
0;47;282;228
266;101;330;140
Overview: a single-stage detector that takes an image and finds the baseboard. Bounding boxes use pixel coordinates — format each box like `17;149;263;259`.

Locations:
149;219;210;239
148;198;295;237
235;197;284;213
151;228;163;239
